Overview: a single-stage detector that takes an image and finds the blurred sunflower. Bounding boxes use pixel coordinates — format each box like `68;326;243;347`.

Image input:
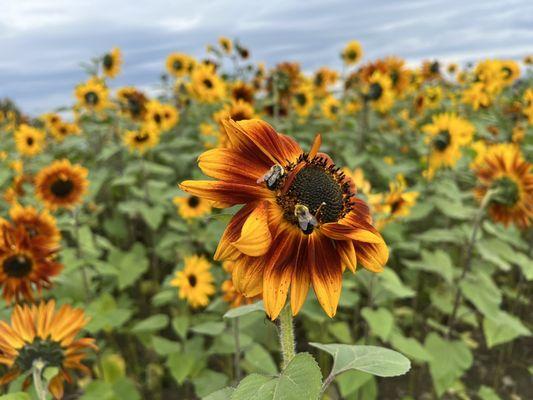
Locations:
421;60;441;81
14;124;46;157
499;60;520;86
313;67;339;96
424;86;443;109
188;64;226;103
173;195;212;219
41;113;62;130
321;96;341;121
0;300;96;399
213;100;256;125
117;87;148;121
171;255;215;308
341;40;363;65
102;47;122;79
473;144;532;229
231;81;255;104
35;160;89;210
144;101;179;133
180;119;388;319
0;223;62;303
462;82;492;111
123;125;160;154
342;167;371;196
292;83;314;117
218;37;233;54
384;57;412;96
49;122;80;142
9;204;61;248
166;53;194;78
75;78;109;112
423;113;475;178
364;71;394;113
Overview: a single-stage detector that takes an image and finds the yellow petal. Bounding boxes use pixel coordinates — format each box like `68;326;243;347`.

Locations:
231;202;271;257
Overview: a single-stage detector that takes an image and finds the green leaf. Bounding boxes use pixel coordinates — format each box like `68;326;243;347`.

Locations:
224;301;265;318
0;394;31;400
328;321;353;343
152;336;181;356
85;294;133;333
361;308;394;341
390;332;431;362
483;311;531;348
193;370;229;398
172;315;190;339
244;344;278;375
336;370;373;398
167;352;197;385
131;314;169;334
460;272;501;316
478;385;502;400
204;387;235;400
403;249;455;283
231;374;276;400
378;269;415;299
310;343;410;377
191;321;225;336
424;333;473;396
108;243;149;290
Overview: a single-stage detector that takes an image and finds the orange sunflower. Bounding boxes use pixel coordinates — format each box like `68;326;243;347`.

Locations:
0;223;62;303
9;204;61;248
180;119;388;319
34;160;89;210
0;300;96;399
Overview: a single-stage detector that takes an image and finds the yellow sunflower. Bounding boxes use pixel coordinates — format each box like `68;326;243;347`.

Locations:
292;83;315;117
75;78;109;112
116;87;148;121
166;53;194;78
423;113;475;179
219;37;233;54
363;71;394;113
170;255;215;308
102;47;122;79
342;167;371;196
180;119;388;319
424;86;443;109
421;60;441;81
188;64;226;103
213;100;256;126
173;195;212;219
313;67;339;96
9;204;61;248
462;82;492;111
49;122;80;142
499;60;520;86
0;300;96;399
144;101;179;133
231;81;255;104
341;40;363;65
41;113;62;130
473;144;532;229
123;125;160;154
0;223;63;303
34;160;89;210
14;124;46;157
321;96;341;121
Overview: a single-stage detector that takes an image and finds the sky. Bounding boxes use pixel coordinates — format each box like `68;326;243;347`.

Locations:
1;0;532;115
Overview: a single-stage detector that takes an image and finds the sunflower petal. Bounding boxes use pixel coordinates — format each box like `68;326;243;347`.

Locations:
354;241;389;272
231;202;272;256
180;180;269;207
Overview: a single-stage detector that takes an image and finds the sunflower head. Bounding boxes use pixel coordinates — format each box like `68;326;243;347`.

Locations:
188;64;226;103
123;125;160;154
14;124;46;157
102;47;122;79
117;87;148;121
75;78;109;112
35;159;89;210
170;255;215;308
342;40;363;65
173;195;212;219
166;53;194;77
218;37;233;54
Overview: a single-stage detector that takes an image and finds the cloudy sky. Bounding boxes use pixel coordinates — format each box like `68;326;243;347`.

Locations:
1;0;532;115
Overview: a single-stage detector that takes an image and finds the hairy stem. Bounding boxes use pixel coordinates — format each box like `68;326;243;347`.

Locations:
278;303;296;370
32;359;48;400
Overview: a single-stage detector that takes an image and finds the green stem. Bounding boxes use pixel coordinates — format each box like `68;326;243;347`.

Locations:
446;189;494;338
278;303;296;370
32;359;48;400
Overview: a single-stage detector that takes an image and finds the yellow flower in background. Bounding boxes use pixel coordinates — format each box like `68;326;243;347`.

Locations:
171;255;215;308
75;77;109;112
342;40;363;65
41;113;62;130
0;300;97;400
213;100;256;125
292;83;315;117
421;60;441;81
35;159;89;210
313;67;339;95
166;53;194;77
173;195;212;219
102;47;123;79
424;86;443;109
423;113;475;178
498;60;520;86
9;203;61;247
219;36;233;54
144;101;179;133
364;71;394;113
14;124;46;157
523;89;533;124
342;167;371;196
321;95;341;120
117;87;148;121
50;121;81;141
123;125;160;153
473;144;532;229
462;82;492;110
231;81;255;104
447;63;458;74
189;64;226;103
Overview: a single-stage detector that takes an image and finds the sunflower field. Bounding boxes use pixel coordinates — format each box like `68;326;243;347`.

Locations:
0;38;532;400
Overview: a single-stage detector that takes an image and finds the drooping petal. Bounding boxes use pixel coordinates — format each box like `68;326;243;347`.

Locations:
321;218;384;244
290;236;311;315
232;256;264;297
231;201;272;257
180;180;270;207
309;235;343;317
336;240;357;273
353;241;389;272
214;203;255;261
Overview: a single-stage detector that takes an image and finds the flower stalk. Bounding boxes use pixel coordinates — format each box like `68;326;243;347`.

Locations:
278;303;296;370
32;358;48;400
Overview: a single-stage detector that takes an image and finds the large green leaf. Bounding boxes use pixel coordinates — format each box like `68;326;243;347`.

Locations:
403;249;455;283
483;311;531;348
310;343;410;377
131;314;169;334
361;307;394;341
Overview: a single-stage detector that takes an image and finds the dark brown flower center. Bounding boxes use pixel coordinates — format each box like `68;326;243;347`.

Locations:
84;91;99;105
491;177;519;207
50;178;74;198
153;113;162;124
295;93;307;106
3;254;33;278
187;196;200;208
203;79;214;89
173;60;183;71
188;274;197;287
432;130;451;152
26;137;34;146
367;83;383;101
16;339;65;371
430;61;440;74
103;54;114;70
346;49;358;61
135;133;150;143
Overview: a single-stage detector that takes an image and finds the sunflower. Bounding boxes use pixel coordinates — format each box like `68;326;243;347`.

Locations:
173;195;212;219
363;72;394;113
49;122;80;142
102;47;122;79
473;144;532;229
35;160;89;210
144;101;179;133
292;83;315;117
222;260;260;308
384;57;412;96
14;124;46;157
313;67;339;96
170;255;215;308
423;113;475;179
9;204;61;248
188;64;226;103
321;96;341;121
166;53;194;78
523;89;533;125
524;55;533;65
341;40;363;65
218;37;233;54
462;82;492;111
447;63;458;74
75;78;109;112
0;223;62;303
342;168;371;196
41;113;62;130
0;300;96;399
424;86;443;109
499;60;520;86
180;119;388;319
421;60;441;81
231;81;255;104
116;87;148;121
123;125;160;154
213;100;256;128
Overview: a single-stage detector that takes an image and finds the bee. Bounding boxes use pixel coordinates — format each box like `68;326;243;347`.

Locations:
256;164;285;190
294;204;319;235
